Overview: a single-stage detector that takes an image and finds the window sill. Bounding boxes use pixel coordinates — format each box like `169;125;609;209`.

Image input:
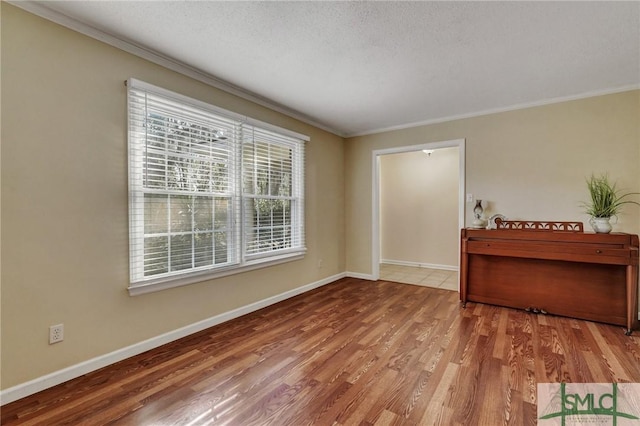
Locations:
128;250;306;296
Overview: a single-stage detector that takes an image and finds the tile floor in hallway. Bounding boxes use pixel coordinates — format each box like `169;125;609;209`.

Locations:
379;263;459;291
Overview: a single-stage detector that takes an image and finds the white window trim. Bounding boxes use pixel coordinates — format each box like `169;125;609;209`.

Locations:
128;251;306;296
127;78;308;296
128;79;310;142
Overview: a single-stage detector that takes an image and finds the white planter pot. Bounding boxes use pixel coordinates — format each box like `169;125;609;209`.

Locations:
590;217;612;234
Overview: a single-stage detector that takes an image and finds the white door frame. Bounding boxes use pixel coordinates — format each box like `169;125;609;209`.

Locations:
371;138;466;281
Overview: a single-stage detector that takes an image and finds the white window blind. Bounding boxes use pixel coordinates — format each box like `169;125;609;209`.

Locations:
127;79;306;294
242;125;305;258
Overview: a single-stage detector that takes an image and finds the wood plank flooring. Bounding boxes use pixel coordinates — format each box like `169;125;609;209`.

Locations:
2;277;639;425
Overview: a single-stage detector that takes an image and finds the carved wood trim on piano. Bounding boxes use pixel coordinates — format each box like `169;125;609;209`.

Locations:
494;218;583;232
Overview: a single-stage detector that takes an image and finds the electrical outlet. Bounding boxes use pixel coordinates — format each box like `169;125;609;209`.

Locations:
49;324;64;344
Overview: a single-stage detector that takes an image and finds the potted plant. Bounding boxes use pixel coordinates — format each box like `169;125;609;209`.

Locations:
582;174;639;233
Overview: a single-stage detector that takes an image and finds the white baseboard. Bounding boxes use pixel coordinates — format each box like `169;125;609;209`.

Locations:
346;271;376;280
0;272;346;406
381;259;459;271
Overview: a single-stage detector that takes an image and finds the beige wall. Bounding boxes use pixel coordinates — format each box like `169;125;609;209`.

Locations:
1;4;344;389
380;148;459;268
346;90;640;275
3;2;640;396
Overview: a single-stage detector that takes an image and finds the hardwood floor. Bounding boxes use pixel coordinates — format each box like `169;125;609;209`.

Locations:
3;277;639;425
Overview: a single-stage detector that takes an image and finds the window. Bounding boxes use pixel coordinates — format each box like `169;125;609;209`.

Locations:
127;79;306;294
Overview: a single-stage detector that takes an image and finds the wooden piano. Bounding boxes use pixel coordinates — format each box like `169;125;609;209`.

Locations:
460;220;639;334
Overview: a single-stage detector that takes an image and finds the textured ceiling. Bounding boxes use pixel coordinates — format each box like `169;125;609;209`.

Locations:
18;1;640;136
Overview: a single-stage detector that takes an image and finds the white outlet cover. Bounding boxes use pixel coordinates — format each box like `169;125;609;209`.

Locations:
49;324;64;344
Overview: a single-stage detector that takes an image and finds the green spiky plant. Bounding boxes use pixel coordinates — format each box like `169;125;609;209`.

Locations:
583;174;640;218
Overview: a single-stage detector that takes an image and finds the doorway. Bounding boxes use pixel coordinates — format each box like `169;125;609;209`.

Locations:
371;139;465;289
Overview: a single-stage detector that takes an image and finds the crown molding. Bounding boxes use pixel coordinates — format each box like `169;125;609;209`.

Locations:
8;1;638;141
347;84;640;138
8;1;344;137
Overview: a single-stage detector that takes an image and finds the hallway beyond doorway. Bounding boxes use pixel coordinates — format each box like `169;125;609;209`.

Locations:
379;263;458;291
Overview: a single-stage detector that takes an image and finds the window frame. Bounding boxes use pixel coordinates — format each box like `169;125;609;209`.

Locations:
127;79;307;296
241;126;305;261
